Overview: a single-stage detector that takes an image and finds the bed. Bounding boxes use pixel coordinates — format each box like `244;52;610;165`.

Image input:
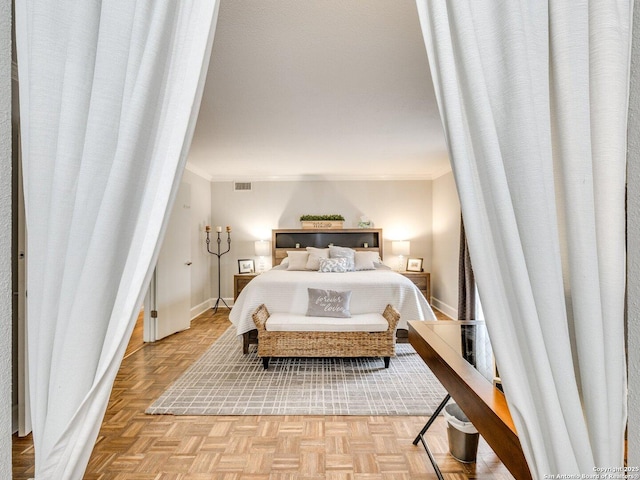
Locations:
229;228;437;353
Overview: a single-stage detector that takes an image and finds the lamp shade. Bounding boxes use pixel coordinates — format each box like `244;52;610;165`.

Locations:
255;240;271;257
391;240;410;256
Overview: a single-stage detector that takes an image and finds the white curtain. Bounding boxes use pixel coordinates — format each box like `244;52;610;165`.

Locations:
15;1;219;478
416;1;630;477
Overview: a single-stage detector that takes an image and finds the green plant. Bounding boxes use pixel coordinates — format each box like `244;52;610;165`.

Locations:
300;214;345;221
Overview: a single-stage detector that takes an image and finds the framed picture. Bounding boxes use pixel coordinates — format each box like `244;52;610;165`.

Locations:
406;257;423;272
238;259;255;274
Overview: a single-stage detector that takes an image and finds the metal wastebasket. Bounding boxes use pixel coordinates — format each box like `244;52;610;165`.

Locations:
443;403;479;463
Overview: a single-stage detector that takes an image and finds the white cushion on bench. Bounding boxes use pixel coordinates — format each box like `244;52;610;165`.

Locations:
265;312;389;332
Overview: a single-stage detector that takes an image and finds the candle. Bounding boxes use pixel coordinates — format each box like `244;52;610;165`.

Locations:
226;226;232;233
205;225;211;232
216;226;222;233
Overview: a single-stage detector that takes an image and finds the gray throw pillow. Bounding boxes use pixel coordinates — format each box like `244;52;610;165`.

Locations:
306;288;352;318
329;245;356;271
318;257;349;272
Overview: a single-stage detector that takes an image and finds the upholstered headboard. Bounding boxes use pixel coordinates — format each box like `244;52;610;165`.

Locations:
271;228;383;266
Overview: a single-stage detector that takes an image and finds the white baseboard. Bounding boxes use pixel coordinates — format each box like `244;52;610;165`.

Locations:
191;298;234;319
191;299;212;320
211;297;235;309
431;297;456;320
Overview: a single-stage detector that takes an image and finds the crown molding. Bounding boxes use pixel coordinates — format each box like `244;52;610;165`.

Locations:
184;162;213;181
187;161;451;183
206;172;443;183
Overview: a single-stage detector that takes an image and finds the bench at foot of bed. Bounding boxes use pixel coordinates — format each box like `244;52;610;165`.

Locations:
242;326;408;354
250;303;400;369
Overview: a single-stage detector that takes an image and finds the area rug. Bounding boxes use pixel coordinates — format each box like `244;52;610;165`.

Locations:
146;327;447;416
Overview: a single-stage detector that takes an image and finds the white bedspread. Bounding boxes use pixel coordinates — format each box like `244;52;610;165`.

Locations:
229;268;437;335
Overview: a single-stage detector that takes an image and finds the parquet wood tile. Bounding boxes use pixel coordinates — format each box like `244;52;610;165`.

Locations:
124;309;145;359
12;308;514;479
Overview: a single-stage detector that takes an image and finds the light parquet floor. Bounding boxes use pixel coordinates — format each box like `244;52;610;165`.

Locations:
124;309;145;359
12;309;514;479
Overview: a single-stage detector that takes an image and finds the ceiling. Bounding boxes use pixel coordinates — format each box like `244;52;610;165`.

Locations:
186;0;450;182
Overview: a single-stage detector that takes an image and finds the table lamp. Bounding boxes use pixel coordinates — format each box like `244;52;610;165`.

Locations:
254;240;271;273
391;240;410;271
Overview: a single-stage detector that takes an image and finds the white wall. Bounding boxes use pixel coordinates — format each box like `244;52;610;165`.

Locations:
431;171;460;318
210;179;433;300
182;169;212;317
0;0;12;475
626;0;640;466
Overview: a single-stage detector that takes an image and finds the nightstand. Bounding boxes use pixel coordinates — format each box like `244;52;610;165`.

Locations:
400;271;431;304
234;273;259;301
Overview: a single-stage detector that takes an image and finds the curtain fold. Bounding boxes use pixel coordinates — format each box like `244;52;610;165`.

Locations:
15;1;220;478
457;215;475;321
416;0;630;477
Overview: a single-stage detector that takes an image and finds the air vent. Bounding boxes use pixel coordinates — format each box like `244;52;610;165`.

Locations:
234;181;252;192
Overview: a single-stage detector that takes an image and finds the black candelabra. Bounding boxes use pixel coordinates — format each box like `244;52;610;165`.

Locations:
205;225;232;312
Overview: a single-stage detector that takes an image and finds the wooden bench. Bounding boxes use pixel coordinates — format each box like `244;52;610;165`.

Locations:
251;304;400;369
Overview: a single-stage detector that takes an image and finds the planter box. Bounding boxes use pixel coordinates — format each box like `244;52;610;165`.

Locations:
301;221;344;230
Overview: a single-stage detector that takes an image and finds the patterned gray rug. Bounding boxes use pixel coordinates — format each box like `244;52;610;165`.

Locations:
146;327;447;416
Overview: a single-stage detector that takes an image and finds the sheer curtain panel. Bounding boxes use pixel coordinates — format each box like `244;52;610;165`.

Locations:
15;1;220;478
416;1;630;477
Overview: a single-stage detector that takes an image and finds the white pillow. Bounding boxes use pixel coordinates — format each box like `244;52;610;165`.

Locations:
286;251;310;270
306;247;330;270
354;251;381;271
273;259;288;270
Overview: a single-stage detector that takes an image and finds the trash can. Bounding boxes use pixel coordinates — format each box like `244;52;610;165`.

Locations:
443;403;479;463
